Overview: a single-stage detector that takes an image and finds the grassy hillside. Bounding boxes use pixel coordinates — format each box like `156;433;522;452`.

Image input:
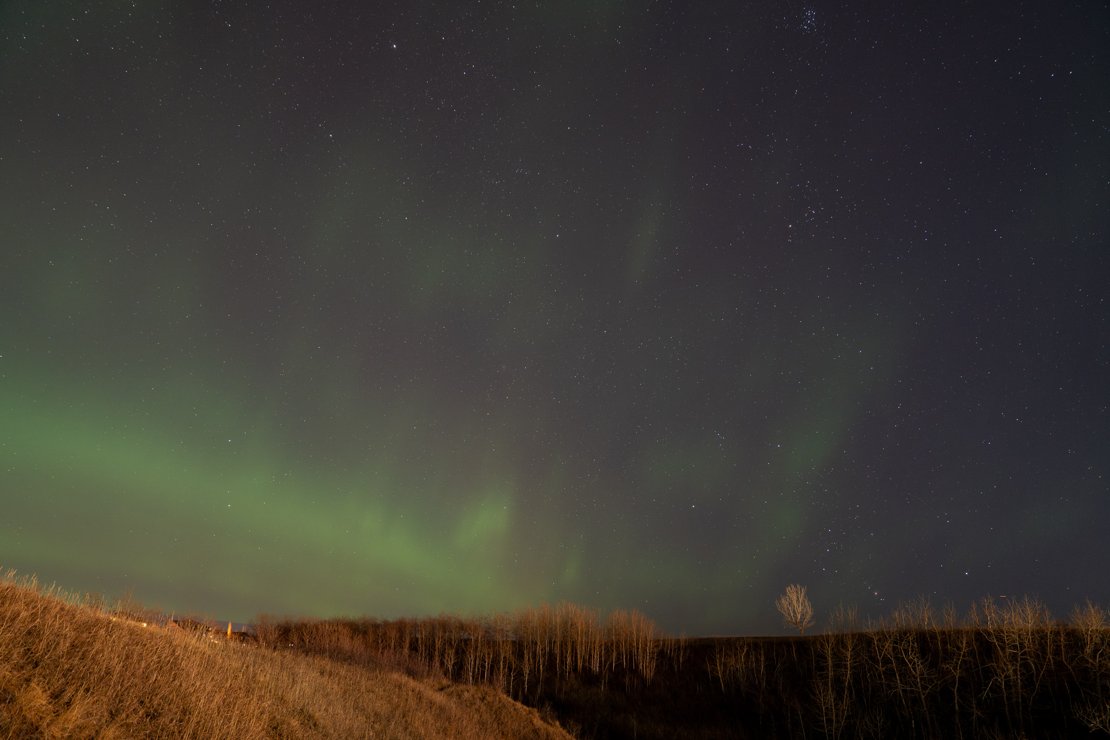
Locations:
4;568;1108;739
0;570;570;739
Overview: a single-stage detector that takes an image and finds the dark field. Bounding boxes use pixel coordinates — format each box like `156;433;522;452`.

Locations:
261;598;1110;739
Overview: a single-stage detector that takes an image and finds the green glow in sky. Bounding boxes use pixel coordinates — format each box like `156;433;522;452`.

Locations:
2;0;1108;634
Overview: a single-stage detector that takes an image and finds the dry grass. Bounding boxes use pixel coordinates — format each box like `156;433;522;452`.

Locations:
0;570;571;739
7;567;1107;739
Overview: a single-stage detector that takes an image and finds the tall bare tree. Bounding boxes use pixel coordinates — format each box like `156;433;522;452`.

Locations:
776;584;816;635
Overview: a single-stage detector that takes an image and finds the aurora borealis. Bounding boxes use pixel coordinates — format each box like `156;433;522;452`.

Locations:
2;2;1108;634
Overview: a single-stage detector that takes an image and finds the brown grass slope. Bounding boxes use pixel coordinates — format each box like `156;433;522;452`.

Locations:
0;571;571;739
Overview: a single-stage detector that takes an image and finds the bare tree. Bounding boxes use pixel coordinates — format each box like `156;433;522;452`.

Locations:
776;584;816;635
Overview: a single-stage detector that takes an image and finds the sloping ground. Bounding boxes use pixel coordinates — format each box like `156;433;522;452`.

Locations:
0;572;571;739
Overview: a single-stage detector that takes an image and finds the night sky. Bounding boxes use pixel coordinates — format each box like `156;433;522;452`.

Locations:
2;1;1108;635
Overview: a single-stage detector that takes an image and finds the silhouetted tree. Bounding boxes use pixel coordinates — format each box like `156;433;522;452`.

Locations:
776;584;815;634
